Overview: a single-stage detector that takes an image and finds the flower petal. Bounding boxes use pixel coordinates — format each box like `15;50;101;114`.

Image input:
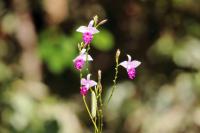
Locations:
131;60;141;68
81;78;87;86
88;27;99;34
76;26;88;33
80;49;86;55
82;54;93;61
119;61;128;68
127;54;132;62
88;20;94;27
87;74;91;80
89;80;97;88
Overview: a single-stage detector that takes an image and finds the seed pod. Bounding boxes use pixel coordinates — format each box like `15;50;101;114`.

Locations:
91;90;97;118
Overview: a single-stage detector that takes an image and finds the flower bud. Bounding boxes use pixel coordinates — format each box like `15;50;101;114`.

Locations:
98;70;102;81
93;15;98;26
116;49;121;58
115;49;121;63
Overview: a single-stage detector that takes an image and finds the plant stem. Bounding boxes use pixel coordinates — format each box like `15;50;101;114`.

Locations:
83;96;99;132
106;63;119;104
99;95;103;132
97;70;103;133
86;45;90;73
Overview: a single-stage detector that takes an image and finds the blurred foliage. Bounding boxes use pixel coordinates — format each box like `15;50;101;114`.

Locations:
0;0;200;133
92;29;114;51
38;28;77;73
38;28;113;73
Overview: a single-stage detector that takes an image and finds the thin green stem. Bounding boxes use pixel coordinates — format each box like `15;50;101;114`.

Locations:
99;95;103;132
83;96;99;132
106;63;119;104
85;45;90;73
106;49;120;104
80;71;83;80
97;70;103;133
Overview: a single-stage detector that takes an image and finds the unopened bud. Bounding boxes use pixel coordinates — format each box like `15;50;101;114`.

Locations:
116;49;121;63
98;70;101;81
116;49;121;58
93;15;98;25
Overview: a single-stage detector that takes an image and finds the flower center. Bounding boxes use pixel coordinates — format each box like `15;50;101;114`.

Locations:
83;32;93;45
80;86;88;96
74;58;85;70
127;68;136;79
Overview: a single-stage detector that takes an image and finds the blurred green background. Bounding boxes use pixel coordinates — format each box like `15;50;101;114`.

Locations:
0;0;200;133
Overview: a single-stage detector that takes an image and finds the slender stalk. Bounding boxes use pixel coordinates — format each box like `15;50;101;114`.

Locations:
94;116;97;133
99;95;103;132
80;71;83;80
97;70;103;133
85;44;91;73
106;61;119;104
83;96;99;132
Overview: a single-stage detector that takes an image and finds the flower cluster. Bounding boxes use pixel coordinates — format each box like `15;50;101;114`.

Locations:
73;17;141;96
73;16;141;133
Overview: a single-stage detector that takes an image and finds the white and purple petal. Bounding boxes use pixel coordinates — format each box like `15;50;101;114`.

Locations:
88;80;97;88
127;54;132;62
80;49;86;55
87;74;91;80
88;20;94;27
76;26;88;33
82;54;93;61
76;20;99;34
130;60;141;68
119;61;128;68
81;78;87;86
87;27;99;34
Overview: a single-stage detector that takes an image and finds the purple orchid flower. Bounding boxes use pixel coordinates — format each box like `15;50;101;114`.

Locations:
76;20;99;45
73;49;93;70
119;54;141;79
80;74;97;96
81;74;97;89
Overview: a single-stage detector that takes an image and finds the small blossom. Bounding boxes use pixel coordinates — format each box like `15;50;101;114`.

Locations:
73;49;93;70
80;86;88;96
81;74;97;89
76;20;99;44
119;54;141;79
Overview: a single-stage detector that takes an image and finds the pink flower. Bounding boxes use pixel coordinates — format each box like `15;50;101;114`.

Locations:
119;54;141;79
81;74;97;89
80;86;88;96
73;49;93;70
76;20;99;45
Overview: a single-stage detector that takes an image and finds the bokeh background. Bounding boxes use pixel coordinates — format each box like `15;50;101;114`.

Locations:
1;0;200;133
